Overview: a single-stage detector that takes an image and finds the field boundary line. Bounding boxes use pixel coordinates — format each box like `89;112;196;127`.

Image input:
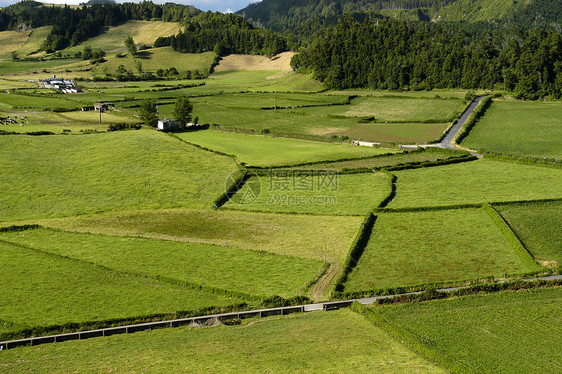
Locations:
1;277;560;351
482;203;543;272
374;198;562;213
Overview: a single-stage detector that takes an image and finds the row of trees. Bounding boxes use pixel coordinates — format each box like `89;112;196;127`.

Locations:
293;17;562;99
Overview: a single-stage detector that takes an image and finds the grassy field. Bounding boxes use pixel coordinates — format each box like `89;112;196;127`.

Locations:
0;92;80;110
0;131;239;221
0;239;242;337
290;150;459;171
365;288;562;373
56;110;141;124
93;48;216;76
226;172;390;215
40;208;362;263
1;227;325;298
0;58;78;74
176;130;395;167
461;100;562;159
0;309;445;373
388;159;562;208
63;21;182;55
205;70;324;92
343;123;448;143
0;110;110;133
343;97;464;123
344;208;537;291
498;201;562;270
14;26;52;57
0;30;30;60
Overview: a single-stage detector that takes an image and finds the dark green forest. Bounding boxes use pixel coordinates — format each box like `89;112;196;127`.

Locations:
292;17;562;99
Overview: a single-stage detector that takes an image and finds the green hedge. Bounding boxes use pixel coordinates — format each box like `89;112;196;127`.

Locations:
332;213;377;292
0;224;40;233
455;95;492;145
483;152;562;169
482;203;543;272
376;171;396;208
212;168;249;209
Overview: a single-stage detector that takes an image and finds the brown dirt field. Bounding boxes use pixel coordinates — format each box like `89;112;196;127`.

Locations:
214;51;295;72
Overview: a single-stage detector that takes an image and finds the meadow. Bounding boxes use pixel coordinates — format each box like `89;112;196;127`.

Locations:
0;227;325;298
40;208;362;263
461;100;562;159
290;149;460;171
342;123;448;143
344;208;538;292
0;239;242;338
497;200;562;270
14;26;52;57
0;92;80;110
226;172;390;215
176;129;395;167
365;288;562;373
388;159;562;208
0;309;445;373
0;131;239;221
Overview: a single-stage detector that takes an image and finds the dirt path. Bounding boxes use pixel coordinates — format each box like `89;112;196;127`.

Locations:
310;263;339;301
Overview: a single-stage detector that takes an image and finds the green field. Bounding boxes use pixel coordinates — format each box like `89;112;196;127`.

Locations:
40;208;362;263
343;123;448;143
343;97;464;123
226;172;390;215
0;131;239;221
0;110;110;133
0;239;242;337
14;26;52;57
290;150;460;171
388;159;562;208
461;100;562;159
176;130;395;167
498;201;562;270
0;30;30;60
0;309;445;373
0;92;80;110
344;208;537;291
1;227;324;298
365;288;562;373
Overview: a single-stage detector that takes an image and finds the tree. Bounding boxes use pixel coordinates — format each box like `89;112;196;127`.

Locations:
173;96;193;128
140;99;158;127
124;36;137;55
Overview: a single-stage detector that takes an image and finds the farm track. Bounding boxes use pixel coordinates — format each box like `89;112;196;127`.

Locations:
2;275;560;351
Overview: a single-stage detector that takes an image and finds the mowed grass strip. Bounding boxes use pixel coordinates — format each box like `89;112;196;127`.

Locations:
461;100;562;159
344;208;535;291
0;309;446;374
0;240;241;337
0;131;239;221
343;123;449;143
41;208;362;263
0;228;324;298
497;201;562;270
366;288;562;374
389;159;562;208
176;130;394;167
226;172;389;215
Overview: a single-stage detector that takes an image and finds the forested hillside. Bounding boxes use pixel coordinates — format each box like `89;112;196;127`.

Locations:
292;17;562;99
238;0;562;37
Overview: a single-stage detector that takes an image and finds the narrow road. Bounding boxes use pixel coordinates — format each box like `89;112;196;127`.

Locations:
438;95;487;149
2;274;559;350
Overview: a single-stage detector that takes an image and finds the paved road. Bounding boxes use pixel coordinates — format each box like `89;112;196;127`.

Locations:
438;95;487;149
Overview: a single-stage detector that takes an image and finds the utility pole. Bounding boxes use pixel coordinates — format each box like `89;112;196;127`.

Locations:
98;97;102;123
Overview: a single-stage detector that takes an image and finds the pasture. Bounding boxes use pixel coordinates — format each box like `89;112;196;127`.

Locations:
388;159;562;208
0;309;445;373
0;131;239;221
344;208;537;291
14;26;52;57
342;123;448;143
0;239;242;338
0;227;325;298
226;172;390;215
461;100;562;159
176;130;395;167
41;208;362;263
0;30;30;60
497;201;562;270
365;288;562;374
